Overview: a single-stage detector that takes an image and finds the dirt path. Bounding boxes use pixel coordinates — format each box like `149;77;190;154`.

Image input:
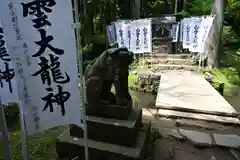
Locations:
142;112;240;160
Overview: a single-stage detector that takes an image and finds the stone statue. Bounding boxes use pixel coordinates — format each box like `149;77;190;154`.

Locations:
84;47;134;118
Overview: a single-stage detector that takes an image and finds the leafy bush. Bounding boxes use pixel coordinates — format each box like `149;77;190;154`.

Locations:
2;102;20;131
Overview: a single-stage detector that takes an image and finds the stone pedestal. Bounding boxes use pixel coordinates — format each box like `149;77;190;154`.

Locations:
56;108;151;160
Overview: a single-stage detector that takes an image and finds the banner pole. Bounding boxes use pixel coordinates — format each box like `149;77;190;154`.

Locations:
0;97;13;160
19;101;29;160
73;0;89;160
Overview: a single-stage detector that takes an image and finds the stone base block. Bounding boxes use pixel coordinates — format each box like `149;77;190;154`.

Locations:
86;101;133;120
70;109;142;147
56;123;151;160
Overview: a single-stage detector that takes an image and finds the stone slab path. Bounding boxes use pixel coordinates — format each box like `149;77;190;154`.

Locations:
155;70;239;117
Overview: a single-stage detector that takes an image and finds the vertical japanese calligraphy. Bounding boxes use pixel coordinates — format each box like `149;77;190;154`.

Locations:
135;27;141;50
171;23;179;42
0;20;18;104
127;26;132;50
0;23;14;92
114;19;152;54
141;20;152;53
190;17;202;52
106;24;117;46
0;0;82;134
182;18;192;49
181;16;215;53
21;0;70;117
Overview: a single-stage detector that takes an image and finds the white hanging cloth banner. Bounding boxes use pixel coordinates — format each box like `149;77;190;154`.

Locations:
179;20;184;42
132;22;143;54
124;24;132;51
0;0;82;135
0;21;19;104
130;22;137;53
199;15;215;54
115;22;126;48
171;22;179;42
189;17;202;52
195;16;209;53
182;18;192;49
141;19;152;53
106;24;117;46
114;19;152;54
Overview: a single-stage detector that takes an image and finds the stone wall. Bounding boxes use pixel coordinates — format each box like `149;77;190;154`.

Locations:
130;72;161;94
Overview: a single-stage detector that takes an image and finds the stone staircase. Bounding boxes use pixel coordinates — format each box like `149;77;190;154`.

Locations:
141;53;199;72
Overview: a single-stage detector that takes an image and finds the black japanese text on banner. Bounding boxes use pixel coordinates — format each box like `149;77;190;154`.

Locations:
114;19;152;54
189;17;202;52
0;21;19;104
1;0;82;135
107;24;117;46
182;18;192;49
171;22;179;43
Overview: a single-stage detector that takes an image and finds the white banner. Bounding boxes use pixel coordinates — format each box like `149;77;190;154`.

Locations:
141;20;152;53
124;24;132;51
182;18;192;49
132;23;143;53
179;20;184;42
0;21;18;105
114;19;152;54
115;22;126;48
200;16;215;53
171;22;179;42
189;17;202;52
1;0;82;134
106;24;117;46
130;23;137;53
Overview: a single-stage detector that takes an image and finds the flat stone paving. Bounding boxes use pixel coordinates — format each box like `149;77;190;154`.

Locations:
155;70;239;117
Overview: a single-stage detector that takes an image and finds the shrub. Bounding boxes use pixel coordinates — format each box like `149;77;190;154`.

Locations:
2;102;20;131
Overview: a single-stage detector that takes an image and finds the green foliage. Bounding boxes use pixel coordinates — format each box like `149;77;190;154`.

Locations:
82;35;107;72
225;0;240;36
148;0;165;9
2;102;20;130
147;0;169;16
0;126;67;159
180;0;212;17
221;26;239;44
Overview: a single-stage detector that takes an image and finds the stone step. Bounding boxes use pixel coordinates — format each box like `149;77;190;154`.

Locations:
151;64;198;72
144;53;191;59
143;58;196;66
157;109;240;125
56;122;151;160
70;109;142;147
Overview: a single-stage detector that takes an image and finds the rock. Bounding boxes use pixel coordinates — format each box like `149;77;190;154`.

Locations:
210;155;217;160
169;129;186;141
132;70;137;75
157;109;240;125
213;134;240;148
229;149;240;160
142;108;158;120
179;129;213;146
175;119;223;130
205;72;213;82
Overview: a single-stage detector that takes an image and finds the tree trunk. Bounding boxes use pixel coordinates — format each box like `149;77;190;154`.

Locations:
206;0;225;68
183;0;187;11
